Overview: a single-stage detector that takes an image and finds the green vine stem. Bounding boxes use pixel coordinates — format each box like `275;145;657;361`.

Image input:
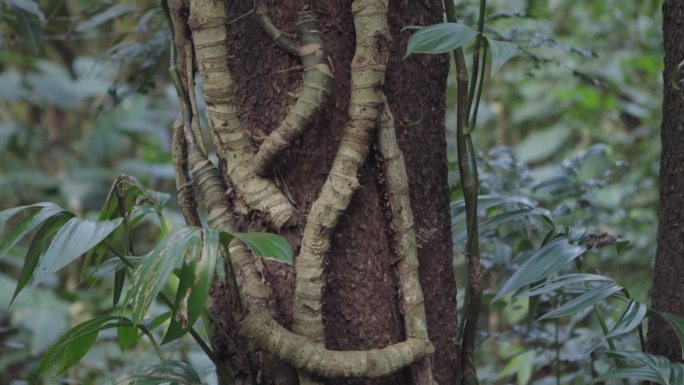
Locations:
254;7;334;176
188;0;296;229
240;308;432;378
254;0;298;55
181;105;432;380
465;0;487;130
444;1;483;384
377;98;435;385
164;0;202;228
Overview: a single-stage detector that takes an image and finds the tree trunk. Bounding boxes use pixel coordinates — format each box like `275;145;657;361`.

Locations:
648;0;684;361
170;1;459;384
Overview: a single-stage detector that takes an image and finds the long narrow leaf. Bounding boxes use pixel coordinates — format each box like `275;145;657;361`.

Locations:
539;283;622;320
36;316;132;377
405;22;478;56
598;351;674;385
125;226;201;325
661;312;684;359
12;213;72;303
590;367;663;384
231;232;293;264
515;274;614;299
495;237;586;300
607;300;648;338
125;361;203;385
32;217;123;287
163;228;219;344
0;203;67;259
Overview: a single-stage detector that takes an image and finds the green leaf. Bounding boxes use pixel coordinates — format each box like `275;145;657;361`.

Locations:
539;283;622;320
661;313;684;359
405;23;478;57
84;175;170;272
0;202;67;259
32;217;123;288
451;194;537;213
486;38;518;77
590;367;663;384
596;351;678;385
36;316;132;378
125;361;203;385
97;175;169;222
495;237;586;300
231;232;293;264
12;213;73;303
113;266;127;306
498;351;536;385
125;227;202;325
13;7;45;55
6;0;45;21
607;300;648;338
142;311;173;332
515;274;614;299
75;4;137;33
163;229;219;344
117;324;139;351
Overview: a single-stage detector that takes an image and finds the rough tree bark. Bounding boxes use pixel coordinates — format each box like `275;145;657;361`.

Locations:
167;1;459;384
648;0;684;362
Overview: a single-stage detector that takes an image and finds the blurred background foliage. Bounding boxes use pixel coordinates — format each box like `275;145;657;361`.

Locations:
0;0;663;384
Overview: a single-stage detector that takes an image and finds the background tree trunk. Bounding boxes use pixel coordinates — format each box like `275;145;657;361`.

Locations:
204;1;459;384
648;0;684;361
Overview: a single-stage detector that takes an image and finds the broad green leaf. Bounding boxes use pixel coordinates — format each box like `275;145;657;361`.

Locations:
495;237;586;300
163;229;219;343
231;232;293;264
515;125;573;164
516;274;614;299
32;217;123;288
661;313;684;359
125;227;202;325
12;213;73;303
607;300;648;338
125;361;203;385
487;38;518;77
117;325;139;351
498;350;536;385
539;283;621;320
0;202;67;259
405;23;478;56
36;316;132;377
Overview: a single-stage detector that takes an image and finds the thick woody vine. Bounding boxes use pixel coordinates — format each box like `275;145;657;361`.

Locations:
163;0;437;384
